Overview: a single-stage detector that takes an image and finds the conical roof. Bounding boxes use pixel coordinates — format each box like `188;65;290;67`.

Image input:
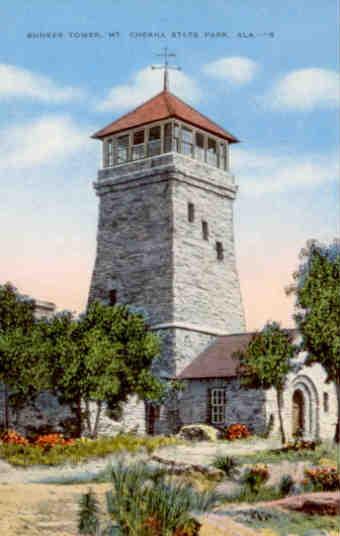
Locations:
92;90;239;143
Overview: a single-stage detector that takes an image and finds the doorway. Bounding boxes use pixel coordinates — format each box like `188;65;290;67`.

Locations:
292;389;305;437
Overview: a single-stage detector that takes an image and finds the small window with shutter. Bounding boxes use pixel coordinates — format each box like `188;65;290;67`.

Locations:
211;388;226;424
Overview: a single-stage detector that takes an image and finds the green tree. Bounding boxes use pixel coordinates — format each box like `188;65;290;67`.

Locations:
0;283;42;428
41;301;164;437
287;239;340;442
235;321;296;444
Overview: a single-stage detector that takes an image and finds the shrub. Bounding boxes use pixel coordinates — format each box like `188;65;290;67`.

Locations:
106;461;220;535
304;466;340;491
242;463;270;493
212;455;239;477
279;474;295;496
224;423;250;441
35;433;75;448
0;429;29;446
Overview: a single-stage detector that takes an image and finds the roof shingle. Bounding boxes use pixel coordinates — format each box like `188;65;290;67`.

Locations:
178;332;253;380
92;90;239;143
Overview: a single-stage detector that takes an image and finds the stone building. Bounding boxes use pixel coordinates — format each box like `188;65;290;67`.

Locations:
88;80;337;441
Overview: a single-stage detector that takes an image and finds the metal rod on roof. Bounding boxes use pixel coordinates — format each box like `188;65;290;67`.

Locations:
151;46;181;91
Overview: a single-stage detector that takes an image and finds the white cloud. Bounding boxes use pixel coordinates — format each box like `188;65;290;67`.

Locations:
231;147;338;195
202;56;259;84
0;116;91;171
0;64;84;102
265;68;339;110
96;67;202;112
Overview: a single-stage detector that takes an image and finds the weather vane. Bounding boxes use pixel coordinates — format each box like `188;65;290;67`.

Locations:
151;47;181;91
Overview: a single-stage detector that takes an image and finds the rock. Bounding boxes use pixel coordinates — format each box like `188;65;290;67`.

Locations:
299;496;339;516
178;424;219;441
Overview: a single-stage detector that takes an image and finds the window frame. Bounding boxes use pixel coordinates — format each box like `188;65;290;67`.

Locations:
211;388;226;425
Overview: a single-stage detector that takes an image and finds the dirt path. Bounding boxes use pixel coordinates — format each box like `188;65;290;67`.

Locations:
0;482;261;536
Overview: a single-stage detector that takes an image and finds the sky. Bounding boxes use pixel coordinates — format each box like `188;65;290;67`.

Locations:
0;0;339;331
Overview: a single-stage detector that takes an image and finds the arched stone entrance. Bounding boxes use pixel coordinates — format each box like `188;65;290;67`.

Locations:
291;375;319;439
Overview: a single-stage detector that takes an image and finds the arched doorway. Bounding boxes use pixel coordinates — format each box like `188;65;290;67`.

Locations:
290;375;319;439
292;389;305;437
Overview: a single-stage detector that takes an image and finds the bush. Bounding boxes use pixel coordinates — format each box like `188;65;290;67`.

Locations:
212;455;239;477
224;423;250;441
178;424;218;442
304;466;340;491
0;429;29;446
0;434;180;467
242;463;270;493
35;433;75;448
279;474;295;496
106;461;220;535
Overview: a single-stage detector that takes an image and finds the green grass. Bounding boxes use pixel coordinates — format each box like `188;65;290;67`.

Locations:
234;508;340;535
221;485;284;504
236;441;338;466
0;434;181;467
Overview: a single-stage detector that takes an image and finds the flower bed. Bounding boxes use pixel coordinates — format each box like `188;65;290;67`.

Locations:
224;423;251;441
304;465;340;491
1;430;74;448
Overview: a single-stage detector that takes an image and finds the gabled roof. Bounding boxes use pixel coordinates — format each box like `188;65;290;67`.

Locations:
178;329;298;380
92;90;239;143
178;332;253;380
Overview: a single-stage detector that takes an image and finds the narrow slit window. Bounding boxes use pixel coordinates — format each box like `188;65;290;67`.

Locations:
202;220;209;240
188;202;195;223
109;289;117;306
216;241;224;260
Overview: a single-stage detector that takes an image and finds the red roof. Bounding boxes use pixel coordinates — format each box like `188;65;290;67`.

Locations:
178;333;254;380
92;90;239;143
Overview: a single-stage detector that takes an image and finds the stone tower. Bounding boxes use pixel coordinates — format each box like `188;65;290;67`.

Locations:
89;88;246;433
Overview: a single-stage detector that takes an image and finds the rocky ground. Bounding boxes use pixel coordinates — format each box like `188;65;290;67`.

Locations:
0;438;338;535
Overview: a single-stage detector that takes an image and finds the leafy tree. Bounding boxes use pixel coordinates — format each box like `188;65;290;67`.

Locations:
40;301;164;437
287;239;340;442
0;283;41;428
235;322;296;444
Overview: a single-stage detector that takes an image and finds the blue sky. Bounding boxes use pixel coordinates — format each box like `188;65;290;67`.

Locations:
0;0;338;329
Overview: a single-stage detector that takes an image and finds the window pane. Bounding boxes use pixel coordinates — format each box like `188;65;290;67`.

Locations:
107;139;113;166
117;135;129;163
207;138;217;166
149;126;161;140
164;123;172;152
182;127;193;143
133;130;144;145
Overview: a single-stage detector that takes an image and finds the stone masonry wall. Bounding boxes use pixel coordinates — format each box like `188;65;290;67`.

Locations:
88;152;246;434
179;377;266;434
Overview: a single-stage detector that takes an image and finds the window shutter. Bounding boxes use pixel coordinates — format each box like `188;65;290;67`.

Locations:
206;388;212;424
